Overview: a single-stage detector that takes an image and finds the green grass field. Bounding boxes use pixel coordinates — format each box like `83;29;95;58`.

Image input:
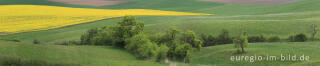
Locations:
191;42;320;66
0;0;320;66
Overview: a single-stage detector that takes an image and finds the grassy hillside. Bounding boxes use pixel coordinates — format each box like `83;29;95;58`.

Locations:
0;41;170;66
0;40;319;66
191;42;320;66
1;10;319;44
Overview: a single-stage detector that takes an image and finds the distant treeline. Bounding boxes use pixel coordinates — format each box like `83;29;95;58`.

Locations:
200;31;310;47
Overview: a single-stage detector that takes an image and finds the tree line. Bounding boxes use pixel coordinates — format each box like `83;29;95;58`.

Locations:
78;16;319;62
80;16;202;63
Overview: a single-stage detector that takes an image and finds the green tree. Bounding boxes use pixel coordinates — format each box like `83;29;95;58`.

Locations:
217;29;232;44
80;28;98;45
233;35;248;53
162;27;180;44
175;43;192;63
80;27;113;45
91;29;113;45
182;30;203;50
311;24;318;41
113;16;144;47
193;39;203;50
156;44;169;62
200;34;217;46
125;34;158;59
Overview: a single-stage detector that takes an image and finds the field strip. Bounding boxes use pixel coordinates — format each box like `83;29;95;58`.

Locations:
0;5;211;35
189;11;320;18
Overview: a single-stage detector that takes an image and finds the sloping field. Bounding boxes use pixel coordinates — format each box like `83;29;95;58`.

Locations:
0;5;210;34
0;41;169;66
191;42;320;66
0;40;319;66
202;0;301;5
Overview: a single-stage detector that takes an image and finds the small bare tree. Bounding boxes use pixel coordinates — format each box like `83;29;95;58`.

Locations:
311;24;318;41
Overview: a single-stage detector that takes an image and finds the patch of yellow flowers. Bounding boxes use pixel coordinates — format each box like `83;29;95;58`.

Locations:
0;5;211;34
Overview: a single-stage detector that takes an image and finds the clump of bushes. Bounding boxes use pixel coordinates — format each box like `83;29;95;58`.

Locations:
288;33;308;42
80;16;202;63
125;34;158;59
54;40;81;45
174;43;192;63
0;56;81;66
156;44;169;63
200;34;217;46
200;29;233;47
247;35;266;43
80;27;114;46
216;29;233;45
149;27;199;63
181;30;203;50
267;35;281;42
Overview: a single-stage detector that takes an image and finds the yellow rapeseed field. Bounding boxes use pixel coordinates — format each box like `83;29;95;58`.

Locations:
0;5;211;34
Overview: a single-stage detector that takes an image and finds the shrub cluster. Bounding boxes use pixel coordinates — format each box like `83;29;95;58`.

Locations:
125;34;158;59
201;32;285;46
200;29;233;47
288;33;308;42
142;27;200;63
267;35;281;42
247;35;266;43
80;16;202;63
54;40;81;45
80;27;114;46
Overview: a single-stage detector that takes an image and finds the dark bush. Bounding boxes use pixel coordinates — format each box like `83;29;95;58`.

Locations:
200;34;217;47
216;29;233;44
81;27;114;46
247;35;266;43
288;33;308;42
33;39;40;44
295;33;308;42
80;28;99;45
267;36;281;42
54;40;81;45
